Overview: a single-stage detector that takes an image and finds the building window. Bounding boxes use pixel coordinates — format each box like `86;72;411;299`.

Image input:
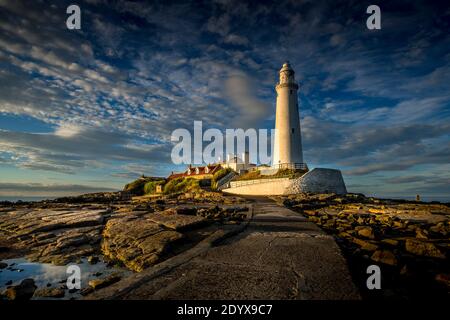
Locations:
290;90;293;94
291;128;294;134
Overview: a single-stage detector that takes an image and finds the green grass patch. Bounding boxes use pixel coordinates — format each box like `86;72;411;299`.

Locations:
163;177;200;195
211;167;233;190
124;177;165;196
235;169;307;181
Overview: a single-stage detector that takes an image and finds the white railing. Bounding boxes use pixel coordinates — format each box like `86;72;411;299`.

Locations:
229;177;291;188
216;171;237;190
275;163;308;170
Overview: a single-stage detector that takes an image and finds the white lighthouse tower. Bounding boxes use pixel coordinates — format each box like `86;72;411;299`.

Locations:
272;62;306;170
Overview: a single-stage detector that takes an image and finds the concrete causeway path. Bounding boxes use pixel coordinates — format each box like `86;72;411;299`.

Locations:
91;197;360;299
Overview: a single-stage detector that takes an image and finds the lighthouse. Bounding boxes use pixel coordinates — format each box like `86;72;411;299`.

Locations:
272;62;306;170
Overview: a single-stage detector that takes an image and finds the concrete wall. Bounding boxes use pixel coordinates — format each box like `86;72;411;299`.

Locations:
286;168;347;195
222;178;292;196
222;168;347;196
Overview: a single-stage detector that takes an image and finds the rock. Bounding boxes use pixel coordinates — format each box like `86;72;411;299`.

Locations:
405;239;445;259
175;207;197;215
87;256;99;264
435;274;450;288
88;273;121;290
357;227;375;239
4;279;37;300
5;280;12;286
371;250;398;266
101;218;184;272
0;262;7;269
34;287;65;298
351;237;378;251
80;287;94;296
147;213;206;231
381;239;399;247
415;229;428;239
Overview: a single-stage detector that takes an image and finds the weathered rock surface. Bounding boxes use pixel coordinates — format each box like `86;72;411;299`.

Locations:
0;194;250;272
33;287;65;298
147;212;206;231
3;279;37;300
101;217;185;272
89;273;121;290
279;192;450;299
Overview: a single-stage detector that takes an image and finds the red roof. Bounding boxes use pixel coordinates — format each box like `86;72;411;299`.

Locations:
168;164;222;180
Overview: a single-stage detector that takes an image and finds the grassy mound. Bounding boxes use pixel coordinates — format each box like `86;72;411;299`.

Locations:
123;176;165;196
163;177;200;195
235;168;307;181
143;180;165;194
211;168;233;190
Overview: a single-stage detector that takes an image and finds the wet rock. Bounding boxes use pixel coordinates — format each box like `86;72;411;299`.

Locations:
371;250;398;266
5;280;12;286
88;273;121;290
87;256;99;264
80;287;94;296
4;279;37;300
405;239;445;259
34;287;65;298
0;262;7;269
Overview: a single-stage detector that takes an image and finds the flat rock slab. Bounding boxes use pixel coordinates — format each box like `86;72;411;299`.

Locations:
147;213;206;231
102;218;184;272
113;197;360;299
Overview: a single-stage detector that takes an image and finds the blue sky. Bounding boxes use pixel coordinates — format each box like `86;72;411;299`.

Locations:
0;0;449;200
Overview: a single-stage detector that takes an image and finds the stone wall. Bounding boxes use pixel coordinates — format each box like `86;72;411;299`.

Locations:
286;168;347;195
222;168;347;196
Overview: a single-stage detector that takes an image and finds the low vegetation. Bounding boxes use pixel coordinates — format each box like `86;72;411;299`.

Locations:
163;177;200;195
123;176;165;196
144;180;165;194
211;168;233;190
235;168;307;181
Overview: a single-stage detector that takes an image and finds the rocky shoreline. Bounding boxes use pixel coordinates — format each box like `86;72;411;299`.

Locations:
0;191;250;300
276;193;450;299
1;191;449;300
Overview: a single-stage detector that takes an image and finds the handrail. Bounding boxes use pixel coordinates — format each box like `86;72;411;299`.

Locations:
229;177;291;188
217;171;237;190
275;163;308;170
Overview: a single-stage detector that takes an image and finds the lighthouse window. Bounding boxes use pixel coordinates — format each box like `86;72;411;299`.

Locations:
290;90;293;94
291;128;294;133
